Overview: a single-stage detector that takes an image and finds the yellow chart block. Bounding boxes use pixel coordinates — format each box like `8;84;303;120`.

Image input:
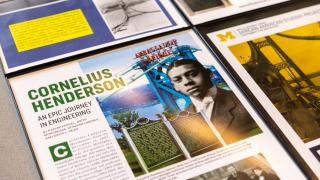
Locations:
9;9;93;52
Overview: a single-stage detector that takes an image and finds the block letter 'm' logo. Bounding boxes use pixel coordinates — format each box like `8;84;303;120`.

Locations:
216;31;236;42
49;142;72;162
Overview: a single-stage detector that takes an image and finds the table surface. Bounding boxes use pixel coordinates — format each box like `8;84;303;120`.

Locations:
0;67;41;180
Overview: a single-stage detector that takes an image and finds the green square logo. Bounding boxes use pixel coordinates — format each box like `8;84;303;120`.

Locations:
49;142;72;162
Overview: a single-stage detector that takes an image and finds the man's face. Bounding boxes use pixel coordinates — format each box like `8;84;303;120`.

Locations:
168;64;211;100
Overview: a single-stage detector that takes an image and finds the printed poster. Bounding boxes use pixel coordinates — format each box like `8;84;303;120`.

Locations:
9;30;305;179
0;0;186;73
207;4;320;177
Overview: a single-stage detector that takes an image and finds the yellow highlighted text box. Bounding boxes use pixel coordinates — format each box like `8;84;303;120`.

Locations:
9;9;93;52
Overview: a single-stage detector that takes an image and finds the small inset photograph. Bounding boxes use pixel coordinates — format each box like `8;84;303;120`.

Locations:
177;0;231;16
189;154;280;180
0;0;60;14
93;0;172;39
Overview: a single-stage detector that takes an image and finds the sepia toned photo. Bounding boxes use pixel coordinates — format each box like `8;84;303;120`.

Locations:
189;154;280;180
229;22;320;143
93;0;172;39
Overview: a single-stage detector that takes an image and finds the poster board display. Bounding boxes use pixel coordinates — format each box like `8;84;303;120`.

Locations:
201;2;320;178
8;30;306;179
0;0;187;73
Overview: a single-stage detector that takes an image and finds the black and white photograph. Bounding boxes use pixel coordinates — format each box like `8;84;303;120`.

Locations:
189;154;280;180
0;0;60;14
176;0;231;15
93;0;172;39
166;59;262;144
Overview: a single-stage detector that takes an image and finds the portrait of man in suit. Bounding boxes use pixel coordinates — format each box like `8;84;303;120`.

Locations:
167;59;261;144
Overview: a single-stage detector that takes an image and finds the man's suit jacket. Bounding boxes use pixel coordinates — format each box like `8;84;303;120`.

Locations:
186;87;261;144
